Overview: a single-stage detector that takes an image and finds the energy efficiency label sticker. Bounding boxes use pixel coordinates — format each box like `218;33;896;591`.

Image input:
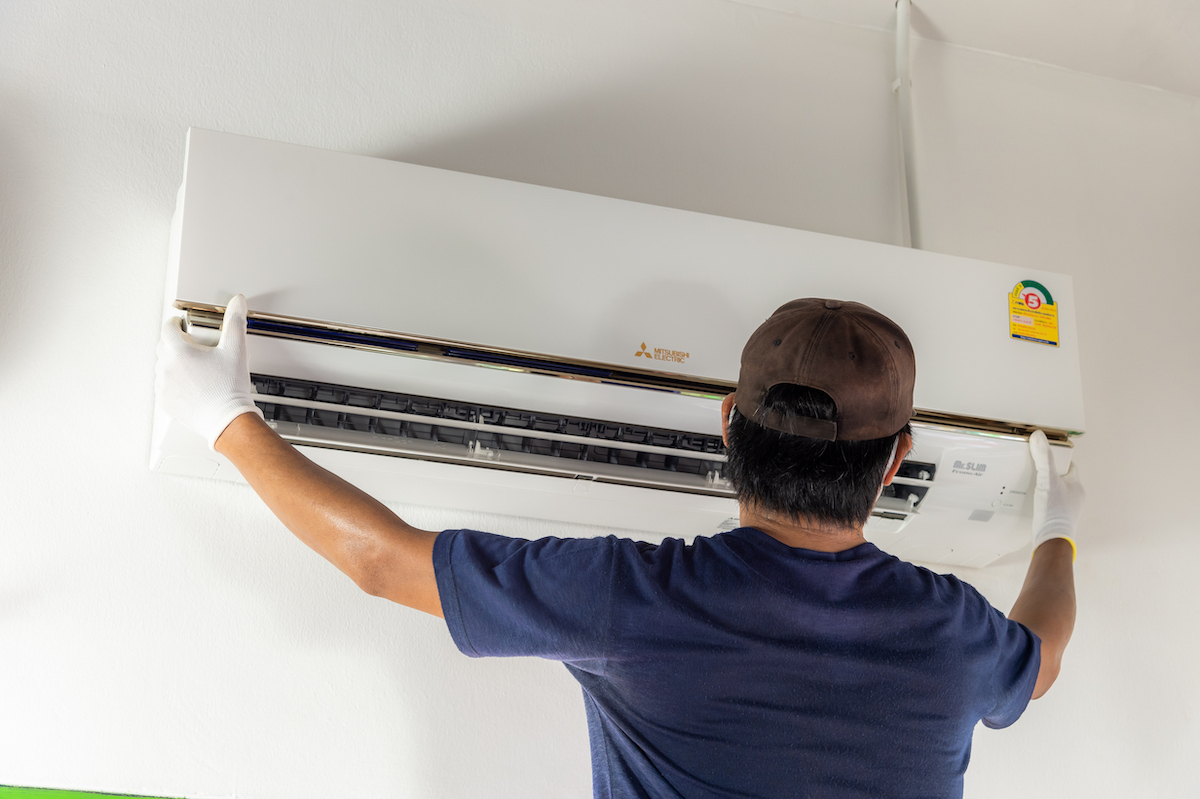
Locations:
1009;280;1058;347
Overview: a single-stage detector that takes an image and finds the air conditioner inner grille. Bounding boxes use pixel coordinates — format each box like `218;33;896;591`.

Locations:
251;374;727;477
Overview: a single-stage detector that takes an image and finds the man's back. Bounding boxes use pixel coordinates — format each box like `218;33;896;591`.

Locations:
436;527;1041;799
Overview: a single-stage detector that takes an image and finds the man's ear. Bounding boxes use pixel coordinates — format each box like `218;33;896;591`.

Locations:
882;431;913;486
720;393;736;447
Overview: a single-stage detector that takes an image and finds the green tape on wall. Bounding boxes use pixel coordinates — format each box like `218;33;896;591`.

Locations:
0;788;179;799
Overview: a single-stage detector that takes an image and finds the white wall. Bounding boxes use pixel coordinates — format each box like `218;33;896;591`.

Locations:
2;1;1198;797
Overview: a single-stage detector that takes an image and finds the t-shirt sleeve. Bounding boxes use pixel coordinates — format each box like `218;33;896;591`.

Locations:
972;588;1042;729
433;529;617;661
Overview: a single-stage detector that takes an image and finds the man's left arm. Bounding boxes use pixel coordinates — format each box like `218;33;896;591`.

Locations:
1008;538;1074;699
1006;431;1083;699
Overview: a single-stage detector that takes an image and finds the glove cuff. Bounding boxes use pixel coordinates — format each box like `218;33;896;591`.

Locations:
206;403;266;451
1033;532;1077;562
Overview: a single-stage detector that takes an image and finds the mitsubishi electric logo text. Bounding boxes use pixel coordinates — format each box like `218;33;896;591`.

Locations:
952;460;987;476
634;342;690;364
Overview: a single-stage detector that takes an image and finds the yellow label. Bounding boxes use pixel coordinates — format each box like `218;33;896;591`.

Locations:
1009;281;1059;347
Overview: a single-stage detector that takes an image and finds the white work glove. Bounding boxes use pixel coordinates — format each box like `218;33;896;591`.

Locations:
1029;430;1084;561
155;294;264;450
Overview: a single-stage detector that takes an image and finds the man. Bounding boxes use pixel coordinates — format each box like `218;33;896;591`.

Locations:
156;295;1081;798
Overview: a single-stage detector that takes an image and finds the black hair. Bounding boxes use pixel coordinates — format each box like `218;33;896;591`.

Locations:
724;384;911;529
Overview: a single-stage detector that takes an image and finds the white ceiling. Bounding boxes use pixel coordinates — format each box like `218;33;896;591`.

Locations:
722;0;1200;98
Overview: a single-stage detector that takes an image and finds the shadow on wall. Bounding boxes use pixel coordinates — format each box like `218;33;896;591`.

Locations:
0;88;48;377
379;52;906;249
908;4;952;44
160;479;606;797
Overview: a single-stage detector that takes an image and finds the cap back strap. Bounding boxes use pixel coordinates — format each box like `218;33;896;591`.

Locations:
755;410;838;441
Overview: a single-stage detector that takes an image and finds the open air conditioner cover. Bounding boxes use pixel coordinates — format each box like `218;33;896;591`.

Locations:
152;129;1084;568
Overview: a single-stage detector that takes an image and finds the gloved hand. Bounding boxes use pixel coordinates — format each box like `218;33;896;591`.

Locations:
155;294;264;450
1028;430;1084;561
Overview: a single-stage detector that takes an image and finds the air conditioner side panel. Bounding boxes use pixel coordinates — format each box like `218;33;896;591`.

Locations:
868;428;1073;568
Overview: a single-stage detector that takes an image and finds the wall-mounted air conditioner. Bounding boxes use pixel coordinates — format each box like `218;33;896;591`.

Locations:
151;129;1084;568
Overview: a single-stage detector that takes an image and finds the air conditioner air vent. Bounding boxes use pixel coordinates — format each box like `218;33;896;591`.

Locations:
250;375;733;496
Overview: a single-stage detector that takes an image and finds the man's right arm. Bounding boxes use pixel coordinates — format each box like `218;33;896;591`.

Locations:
214;411;443;617
1007;430;1084;699
156;295;442;616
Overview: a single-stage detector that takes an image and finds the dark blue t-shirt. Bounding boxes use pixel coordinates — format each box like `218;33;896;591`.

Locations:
434;527;1039;799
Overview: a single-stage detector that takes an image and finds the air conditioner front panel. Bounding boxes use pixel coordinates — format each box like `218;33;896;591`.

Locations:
174;129;1085;434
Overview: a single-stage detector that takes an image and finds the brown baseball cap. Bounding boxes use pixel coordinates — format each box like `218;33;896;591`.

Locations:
737;298;916;441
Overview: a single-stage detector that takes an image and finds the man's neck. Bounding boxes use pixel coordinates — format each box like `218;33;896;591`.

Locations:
738;506;867;553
